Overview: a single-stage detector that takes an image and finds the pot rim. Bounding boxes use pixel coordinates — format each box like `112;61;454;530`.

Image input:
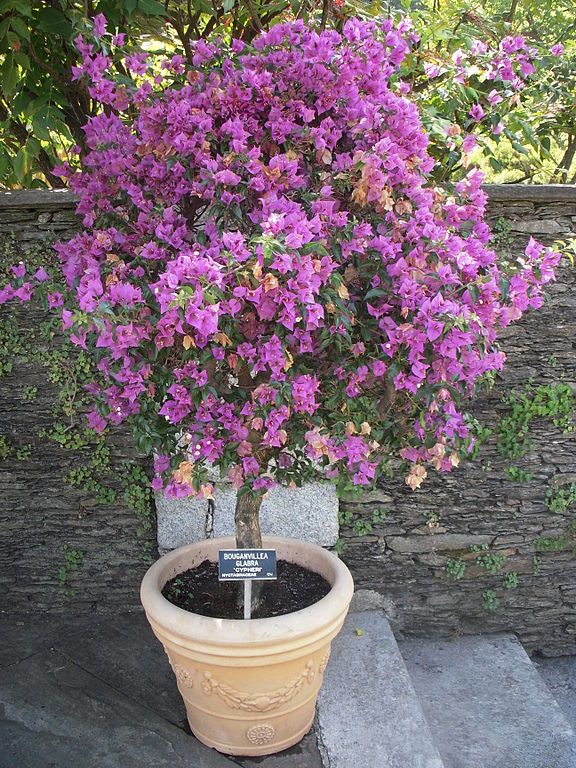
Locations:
140;535;354;648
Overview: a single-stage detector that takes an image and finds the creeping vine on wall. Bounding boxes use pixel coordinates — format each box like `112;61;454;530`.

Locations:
0;235;155;584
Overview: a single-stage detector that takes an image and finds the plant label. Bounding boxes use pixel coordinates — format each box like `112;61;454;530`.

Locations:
218;549;277;581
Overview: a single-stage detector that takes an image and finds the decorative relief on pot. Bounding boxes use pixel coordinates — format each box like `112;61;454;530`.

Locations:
166;655;194;689
319;648;331;675
201;661;315;712
246;724;275;745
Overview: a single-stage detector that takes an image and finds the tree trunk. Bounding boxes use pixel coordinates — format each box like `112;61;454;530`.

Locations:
234;492;263;549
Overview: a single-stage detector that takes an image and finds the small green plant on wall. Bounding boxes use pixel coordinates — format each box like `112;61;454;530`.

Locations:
490;217;515;253
15;444;32;461
445;558;466;580
497;382;575;461
58;545;84;587
502;572;519;590
471;543;506;575
338;506;388;540
534;536;569;552
504;466;533;483
0;435;10;460
332;538;347;556
482;589;501;612
546;483;576;515
21;385;38;402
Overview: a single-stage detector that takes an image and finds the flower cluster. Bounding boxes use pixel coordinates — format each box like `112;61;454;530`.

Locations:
2;17;560;498
410;27;545;175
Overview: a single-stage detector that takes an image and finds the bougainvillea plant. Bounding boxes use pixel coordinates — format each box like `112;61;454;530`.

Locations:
0;16;561;548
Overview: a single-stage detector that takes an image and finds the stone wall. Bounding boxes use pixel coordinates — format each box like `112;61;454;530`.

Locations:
341;184;576;656
0;190;156;615
1;187;575;655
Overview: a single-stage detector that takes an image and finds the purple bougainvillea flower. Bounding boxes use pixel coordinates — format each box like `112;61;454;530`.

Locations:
0;16;560;500
469;103;485;122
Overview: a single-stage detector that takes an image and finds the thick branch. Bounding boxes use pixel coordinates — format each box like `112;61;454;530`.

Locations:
555;135;576;182
320;0;331;31
234;492;263;548
507;0;519;24
170;12;194;62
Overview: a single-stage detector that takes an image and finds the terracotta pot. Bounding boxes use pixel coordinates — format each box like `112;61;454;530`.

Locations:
140;535;354;756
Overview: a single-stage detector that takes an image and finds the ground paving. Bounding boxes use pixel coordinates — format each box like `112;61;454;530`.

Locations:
0;612;323;768
3;610;576;768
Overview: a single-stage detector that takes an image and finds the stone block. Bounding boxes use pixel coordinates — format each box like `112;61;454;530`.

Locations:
385;533;492;554
340;488;394;505
401;634;576;768
510;218;563;234
317;611;444;768
156;492;208;552
535;655;576;732
156;481;339;551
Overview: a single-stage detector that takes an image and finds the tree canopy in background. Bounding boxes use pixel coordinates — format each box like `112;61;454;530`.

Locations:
0;0;575;188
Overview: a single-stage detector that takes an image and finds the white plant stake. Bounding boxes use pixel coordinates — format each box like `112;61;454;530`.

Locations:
244;579;252;620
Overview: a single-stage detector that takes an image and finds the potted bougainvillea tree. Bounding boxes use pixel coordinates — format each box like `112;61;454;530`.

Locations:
1;14;560;757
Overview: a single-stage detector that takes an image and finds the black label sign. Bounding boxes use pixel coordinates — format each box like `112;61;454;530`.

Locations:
218;549;277;581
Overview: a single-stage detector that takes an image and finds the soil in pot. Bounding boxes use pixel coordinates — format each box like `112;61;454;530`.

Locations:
162;560;331;619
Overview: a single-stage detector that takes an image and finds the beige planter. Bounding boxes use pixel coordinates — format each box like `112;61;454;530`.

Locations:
140;536;354;756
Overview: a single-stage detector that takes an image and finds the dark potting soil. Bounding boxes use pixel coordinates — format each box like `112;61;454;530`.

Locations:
162;560;331;619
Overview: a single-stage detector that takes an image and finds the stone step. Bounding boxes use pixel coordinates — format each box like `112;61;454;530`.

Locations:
534;655;576;732
316;611;445;768
400;634;576;768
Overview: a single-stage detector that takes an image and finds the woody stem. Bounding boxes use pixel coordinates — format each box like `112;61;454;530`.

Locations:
234;492;263;549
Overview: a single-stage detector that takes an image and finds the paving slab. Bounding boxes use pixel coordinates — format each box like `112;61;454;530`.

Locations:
316;610;444;768
0;648;232;768
0;613;325;768
534;655;576;732
52;612;186;727
0;614;98;668
401;634;576;768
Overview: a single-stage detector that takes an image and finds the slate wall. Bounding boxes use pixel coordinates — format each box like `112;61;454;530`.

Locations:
341;184;576;656
0;187;575;655
0;190;156;615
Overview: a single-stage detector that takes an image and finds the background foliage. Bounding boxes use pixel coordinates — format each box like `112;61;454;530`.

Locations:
1;0;575;189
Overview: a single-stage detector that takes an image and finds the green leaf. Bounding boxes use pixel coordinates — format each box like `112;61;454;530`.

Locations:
364;286;387;300
13;146;32;182
222;0;236;10
14;50;30;69
1;54;18;96
488;156;503;172
192;0;215;13
32;112;54;141
137;0;167;16
26;136;41;156
499;277;510;300
6;29;23;49
467;284;480;303
35;7;73;38
300;241;329;257
511;140;528;156
10;16;30;40
0;0;31;14
0;18;11;39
